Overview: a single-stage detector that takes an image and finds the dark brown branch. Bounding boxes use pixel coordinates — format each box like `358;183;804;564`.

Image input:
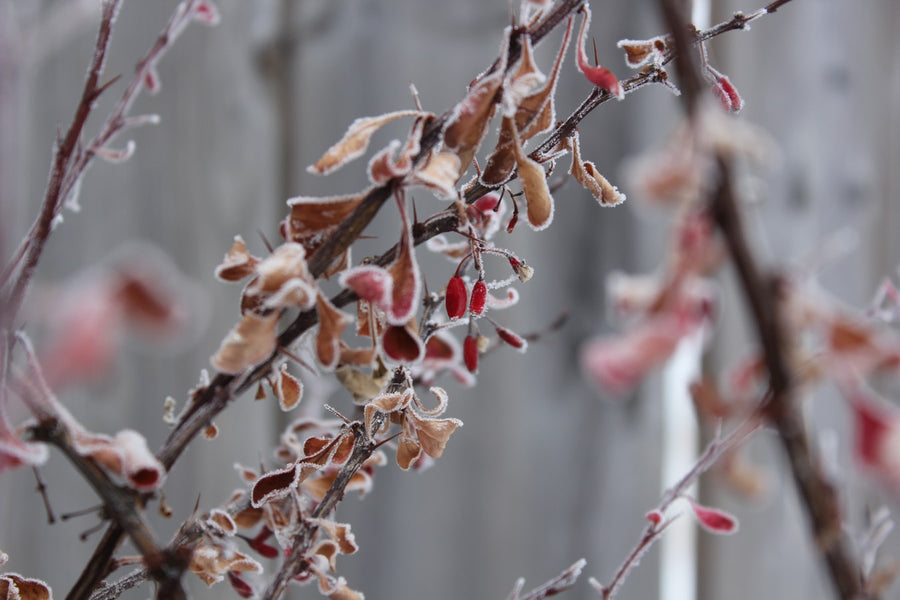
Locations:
29;419;188;600
1;0;121;322
655;0;869;595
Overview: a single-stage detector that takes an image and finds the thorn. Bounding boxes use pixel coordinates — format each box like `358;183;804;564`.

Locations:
192;494;202;517
257;229;275;254
78;520;107;541
277;346;316;374
32;467;56;524
323;404;351;424
373;431;402;451
60;504;103;521
94;73;123;99
592;37;600;66
409;82;423;111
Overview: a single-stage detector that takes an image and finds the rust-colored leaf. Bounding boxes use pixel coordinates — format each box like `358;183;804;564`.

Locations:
308;110;422;175
316;291;353;371
516;16;573;140
215;236;259;282
250;463;297;507
211;312;279;374
511;126;554;230
0;573;52;600
282;192;366;256
382;323;424;363
480;114;518;187
275;364;303;411
568;131;626;206
386;222;421;325
407;151;462;200
409;414;462;459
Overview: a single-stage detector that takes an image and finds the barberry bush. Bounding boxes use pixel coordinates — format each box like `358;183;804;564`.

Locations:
1;0;898;599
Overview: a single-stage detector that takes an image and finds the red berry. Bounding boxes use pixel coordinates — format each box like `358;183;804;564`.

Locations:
463;335;479;373
445;276;467;319
470;280;487;316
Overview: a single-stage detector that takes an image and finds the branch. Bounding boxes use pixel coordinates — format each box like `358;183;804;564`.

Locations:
594;413;763;599
656;0;871;596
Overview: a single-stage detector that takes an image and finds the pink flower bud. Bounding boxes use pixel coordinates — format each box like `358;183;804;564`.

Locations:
495;324;527;351
712;75;744;113
470;280;487;316
689;499;739;534
645;510;663;525
445;276;467;319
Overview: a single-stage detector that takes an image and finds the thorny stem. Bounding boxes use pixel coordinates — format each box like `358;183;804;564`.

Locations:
597;412;763;599
262;418;384;600
657;0;870;596
1;0;121;322
29;419;189;600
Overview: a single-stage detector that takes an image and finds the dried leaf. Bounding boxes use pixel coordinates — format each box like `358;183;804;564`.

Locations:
617;36;670;69
339;266;393;314
207;508;237;536
71;429;165;491
308;110;422;175
276;364;303;411
283;192;366;256
0;573;52;600
382;323;424;363
250;463;298;507
511;126;554;230
316;292;353;371
215;236;258;282
211;312;280;374
385;222;421;325
568;131;626;206
575;6;624;100
480;114;519;187
516;18;572;140
407;151;462;199
336;366;389;404
409;414;462;459
501;33;545;115
444;30;509;176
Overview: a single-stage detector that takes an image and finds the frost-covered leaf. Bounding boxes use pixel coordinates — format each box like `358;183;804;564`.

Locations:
308;111;422;175
385;221;421;325
71;429;165;491
0;573;52;600
382;323;424;363
617;36;670;69
481;114;519;187
575;6;624;99
407;151;461;200
215;236;259;282
408;413;462;459
211;312;279;374
516;16;573;140
689;499;739;534
568;131;626;206
501;33;545;116
316;292;353;371
275;364;303;411
511;127;554;230
339;266;393;313
283;192;365;256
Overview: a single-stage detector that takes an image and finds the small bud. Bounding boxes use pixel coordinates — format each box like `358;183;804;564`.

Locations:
712;75;744;113
470;280;487;315
463;335;479;373
445;276;467;319
495;324;527;351
228;571;254;598
645;510;663;525
509;257;534;283
476;334;490;353
690;499;739;534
